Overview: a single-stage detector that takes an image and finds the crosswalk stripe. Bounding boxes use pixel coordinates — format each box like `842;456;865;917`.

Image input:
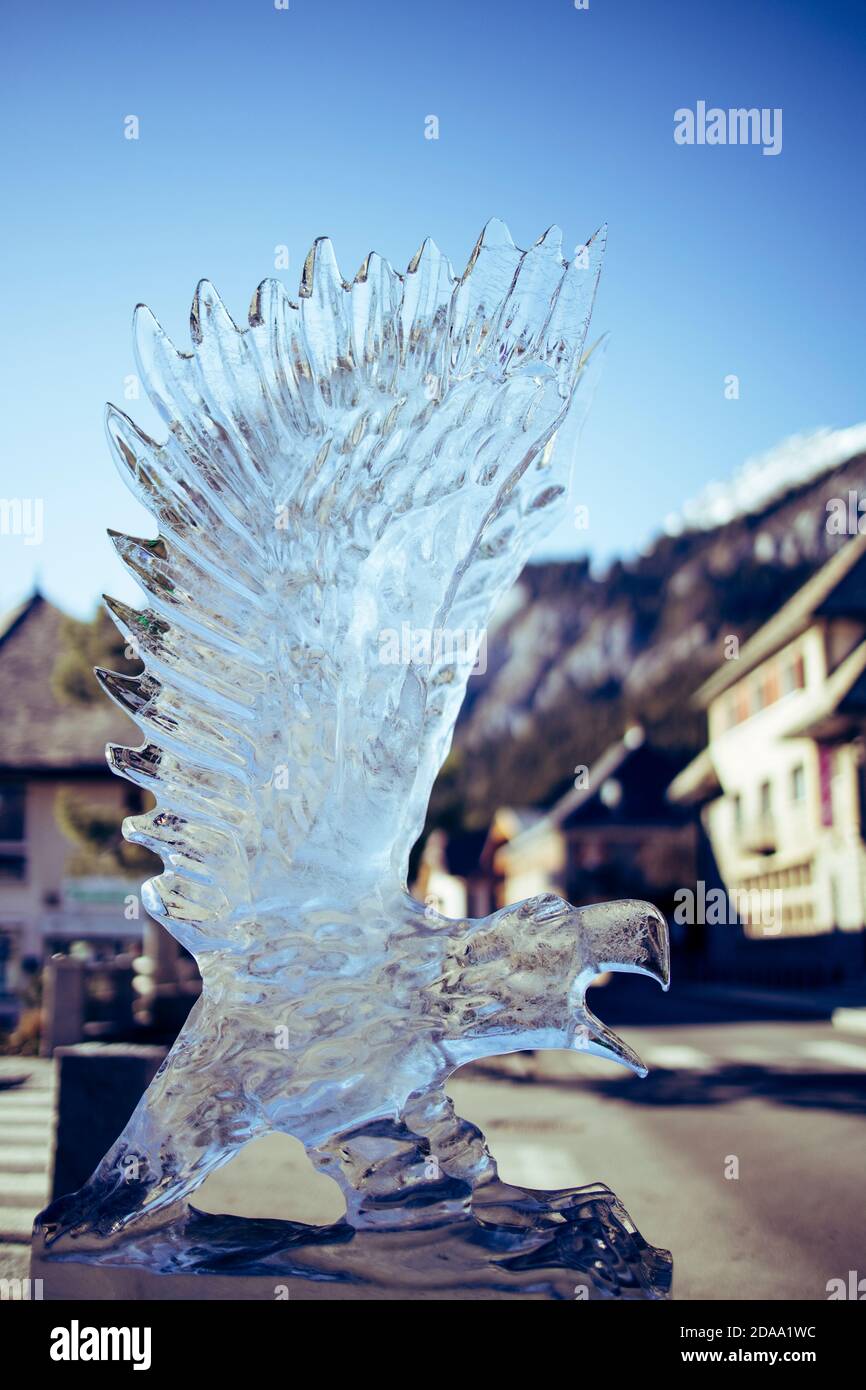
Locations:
0;1123;53;1145
644;1045;713;1070
0;1206;41;1241
0;1171;48;1203
799;1040;866;1069
832;1008;866;1035
0;1108;53;1127
0;1145;51;1172
637;1038;866;1071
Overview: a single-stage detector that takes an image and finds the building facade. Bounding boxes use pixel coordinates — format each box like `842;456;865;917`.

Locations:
669;534;866;976
0;594;146;1026
491;728;697;945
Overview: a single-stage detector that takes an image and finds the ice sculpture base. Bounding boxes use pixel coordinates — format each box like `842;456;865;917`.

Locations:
32;1180;671;1300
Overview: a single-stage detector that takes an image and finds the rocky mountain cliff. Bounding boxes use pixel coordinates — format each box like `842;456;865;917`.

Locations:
435;437;866;831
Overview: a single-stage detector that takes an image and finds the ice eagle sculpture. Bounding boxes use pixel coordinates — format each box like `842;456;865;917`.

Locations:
34;221;671;1298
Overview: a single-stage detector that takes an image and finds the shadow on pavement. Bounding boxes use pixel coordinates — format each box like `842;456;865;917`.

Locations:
467;1057;866;1116
584;1064;866;1114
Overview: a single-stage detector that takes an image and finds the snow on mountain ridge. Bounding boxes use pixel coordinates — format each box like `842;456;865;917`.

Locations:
664;423;866;536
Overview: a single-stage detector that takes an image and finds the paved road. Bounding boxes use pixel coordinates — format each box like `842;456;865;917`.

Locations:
450;981;866;1301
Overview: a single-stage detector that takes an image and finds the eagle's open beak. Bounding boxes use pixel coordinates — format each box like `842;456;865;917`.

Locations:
578;897;670;990
570;898;671;1077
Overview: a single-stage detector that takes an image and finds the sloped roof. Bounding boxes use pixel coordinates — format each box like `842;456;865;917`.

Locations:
695;531;866;706
495;726;663;868
782;638;866;740
667;746;723;807
0;593;137;772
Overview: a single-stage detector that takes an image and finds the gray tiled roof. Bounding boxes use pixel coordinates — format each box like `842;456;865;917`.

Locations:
0;593;138;772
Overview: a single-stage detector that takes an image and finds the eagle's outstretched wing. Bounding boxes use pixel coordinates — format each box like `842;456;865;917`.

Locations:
98;221;604;950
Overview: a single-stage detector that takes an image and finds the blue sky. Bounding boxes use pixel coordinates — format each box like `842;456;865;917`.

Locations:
2;0;864;616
